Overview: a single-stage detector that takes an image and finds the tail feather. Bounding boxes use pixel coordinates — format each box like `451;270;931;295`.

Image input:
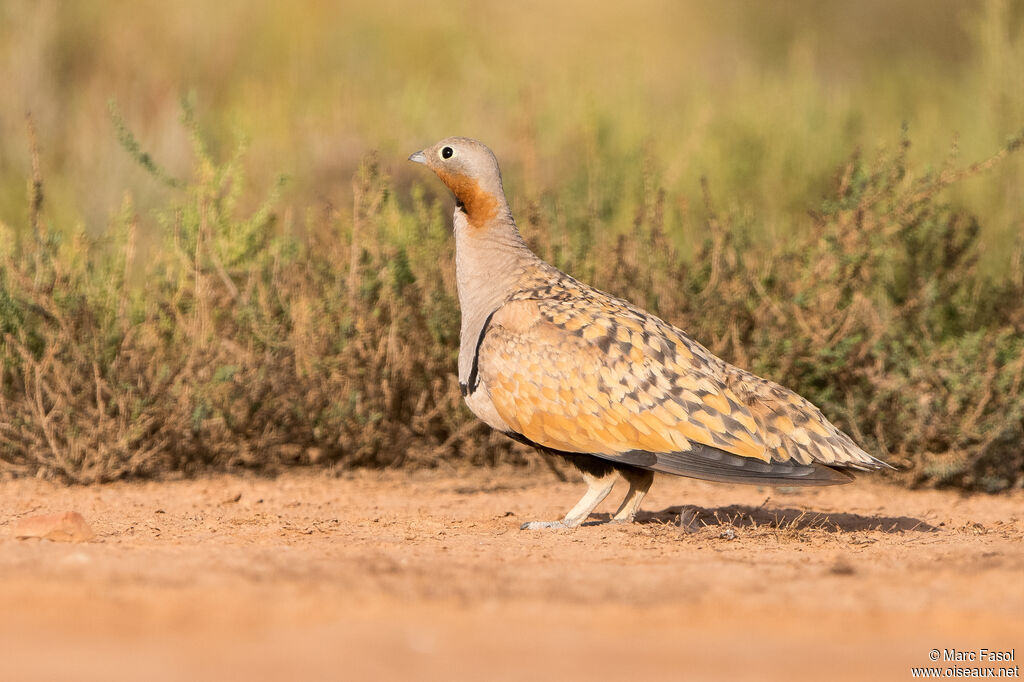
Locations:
507;430;886;487
611;444;857;486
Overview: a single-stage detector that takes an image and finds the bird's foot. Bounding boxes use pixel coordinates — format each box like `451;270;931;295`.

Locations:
521;517;637;530
520;520;569;530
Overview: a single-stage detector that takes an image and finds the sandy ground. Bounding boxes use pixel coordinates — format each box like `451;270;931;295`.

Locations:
0;465;1021;682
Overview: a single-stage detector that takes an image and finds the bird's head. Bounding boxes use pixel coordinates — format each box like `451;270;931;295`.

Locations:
409;137;506;228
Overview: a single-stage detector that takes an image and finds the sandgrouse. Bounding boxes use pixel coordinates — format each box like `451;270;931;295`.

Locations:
409;137;890;530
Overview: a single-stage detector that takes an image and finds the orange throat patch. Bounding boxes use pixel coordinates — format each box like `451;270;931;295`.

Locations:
436;169;499;228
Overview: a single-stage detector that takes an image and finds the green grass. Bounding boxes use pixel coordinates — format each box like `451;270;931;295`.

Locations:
0;1;1022;489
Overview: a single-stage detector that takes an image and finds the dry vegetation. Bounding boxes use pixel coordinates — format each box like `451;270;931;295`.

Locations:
0;108;1022;490
0;2;1022;490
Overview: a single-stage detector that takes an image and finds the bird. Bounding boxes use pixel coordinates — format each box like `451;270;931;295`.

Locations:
408;137;891;530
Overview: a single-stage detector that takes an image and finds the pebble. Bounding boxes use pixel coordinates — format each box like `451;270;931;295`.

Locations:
12;511;96;543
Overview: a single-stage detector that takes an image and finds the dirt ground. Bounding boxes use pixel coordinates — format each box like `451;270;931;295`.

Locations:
0;465;1020;682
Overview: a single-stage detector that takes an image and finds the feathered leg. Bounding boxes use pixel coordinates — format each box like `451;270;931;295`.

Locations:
521;471;617;530
611;468;655;523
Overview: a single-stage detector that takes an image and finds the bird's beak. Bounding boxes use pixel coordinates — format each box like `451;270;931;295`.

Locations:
408;150;427;164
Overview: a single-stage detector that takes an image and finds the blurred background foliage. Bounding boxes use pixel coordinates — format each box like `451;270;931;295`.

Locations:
0;1;1022;489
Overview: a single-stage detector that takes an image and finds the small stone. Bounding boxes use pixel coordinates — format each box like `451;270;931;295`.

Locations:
718;528;737;540
12;511;95;543
678;508;701;534
830;560;856;576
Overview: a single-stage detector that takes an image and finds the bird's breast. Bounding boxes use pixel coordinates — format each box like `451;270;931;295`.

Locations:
463;380;512;433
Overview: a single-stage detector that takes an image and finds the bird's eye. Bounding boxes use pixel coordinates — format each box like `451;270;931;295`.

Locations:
441;146;454;159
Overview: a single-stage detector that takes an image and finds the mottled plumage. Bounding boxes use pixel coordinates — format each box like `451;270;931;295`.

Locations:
409;137;890;529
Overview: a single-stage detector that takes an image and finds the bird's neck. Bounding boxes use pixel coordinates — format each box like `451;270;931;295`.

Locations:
454;209;539;381
436;168;503;229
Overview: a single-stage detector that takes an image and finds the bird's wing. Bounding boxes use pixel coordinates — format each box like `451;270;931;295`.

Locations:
476;294;884;485
722;365;888;471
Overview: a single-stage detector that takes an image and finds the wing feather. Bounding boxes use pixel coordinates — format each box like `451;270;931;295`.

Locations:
476;293;889;481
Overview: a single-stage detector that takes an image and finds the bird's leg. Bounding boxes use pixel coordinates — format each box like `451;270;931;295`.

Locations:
520;471;617;530
610;469;655;524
